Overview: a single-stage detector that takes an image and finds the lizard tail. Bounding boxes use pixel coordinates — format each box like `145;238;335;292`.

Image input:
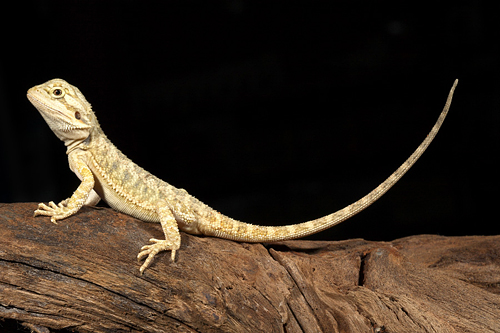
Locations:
201;80;458;242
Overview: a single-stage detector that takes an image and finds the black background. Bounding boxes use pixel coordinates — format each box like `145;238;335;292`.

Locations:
1;1;499;243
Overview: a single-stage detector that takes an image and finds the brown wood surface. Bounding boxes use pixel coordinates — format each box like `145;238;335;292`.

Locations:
0;202;499;332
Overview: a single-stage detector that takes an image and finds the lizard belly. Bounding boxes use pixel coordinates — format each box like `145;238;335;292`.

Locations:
92;168;160;223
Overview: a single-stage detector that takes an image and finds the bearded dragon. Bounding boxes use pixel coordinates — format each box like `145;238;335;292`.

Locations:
27;78;457;274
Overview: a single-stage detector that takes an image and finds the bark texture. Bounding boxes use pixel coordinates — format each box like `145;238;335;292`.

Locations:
1;202;499;332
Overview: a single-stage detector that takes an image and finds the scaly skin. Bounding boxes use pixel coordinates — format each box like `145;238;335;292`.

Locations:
27;78;458;274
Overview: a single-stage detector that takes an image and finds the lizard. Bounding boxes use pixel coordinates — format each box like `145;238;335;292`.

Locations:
27;78;458;274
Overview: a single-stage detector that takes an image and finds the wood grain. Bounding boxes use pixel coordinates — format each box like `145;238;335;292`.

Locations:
0;203;499;332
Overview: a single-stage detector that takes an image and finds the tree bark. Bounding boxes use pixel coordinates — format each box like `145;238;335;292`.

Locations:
1;202;499;332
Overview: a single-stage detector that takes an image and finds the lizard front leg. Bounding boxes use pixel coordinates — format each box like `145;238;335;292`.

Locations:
137;203;181;274
34;155;95;224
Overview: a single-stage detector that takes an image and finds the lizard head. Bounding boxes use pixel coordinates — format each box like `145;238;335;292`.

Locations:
27;79;97;151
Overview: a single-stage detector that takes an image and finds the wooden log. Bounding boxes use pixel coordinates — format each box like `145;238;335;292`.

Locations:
1;202;499;332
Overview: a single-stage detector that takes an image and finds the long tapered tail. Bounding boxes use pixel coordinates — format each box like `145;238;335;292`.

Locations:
201;80;458;242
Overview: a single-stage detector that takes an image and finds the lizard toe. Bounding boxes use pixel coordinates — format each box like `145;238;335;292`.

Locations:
137;239;179;274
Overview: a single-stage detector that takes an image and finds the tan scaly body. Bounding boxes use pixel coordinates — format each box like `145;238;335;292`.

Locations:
27;79;458;274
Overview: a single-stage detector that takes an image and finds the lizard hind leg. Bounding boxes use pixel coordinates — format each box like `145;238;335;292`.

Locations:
137;203;181;274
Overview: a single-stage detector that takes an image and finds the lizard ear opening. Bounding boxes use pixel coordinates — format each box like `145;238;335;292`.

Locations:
75;111;81;120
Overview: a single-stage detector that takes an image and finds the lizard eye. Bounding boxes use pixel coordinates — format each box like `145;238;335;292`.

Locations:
51;88;65;98
75;111;81;120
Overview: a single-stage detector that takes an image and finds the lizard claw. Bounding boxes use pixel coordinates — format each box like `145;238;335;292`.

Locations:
137;238;178;274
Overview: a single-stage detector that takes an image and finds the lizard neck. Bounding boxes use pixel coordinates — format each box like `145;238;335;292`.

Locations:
65;138;88;154
65;121;105;154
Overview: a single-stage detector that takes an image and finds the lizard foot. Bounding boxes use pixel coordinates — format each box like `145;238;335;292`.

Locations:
34;200;76;224
137;238;178;274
